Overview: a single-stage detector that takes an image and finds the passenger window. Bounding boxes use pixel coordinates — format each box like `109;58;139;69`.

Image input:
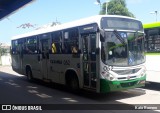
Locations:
51;31;62;54
12;40;19;54
63;28;79;54
26;37;38;54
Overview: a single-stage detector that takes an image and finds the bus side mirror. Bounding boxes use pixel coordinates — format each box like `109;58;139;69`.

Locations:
100;30;105;42
100;36;105;42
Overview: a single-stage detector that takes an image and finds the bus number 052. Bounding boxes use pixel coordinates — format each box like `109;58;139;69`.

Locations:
63;60;70;65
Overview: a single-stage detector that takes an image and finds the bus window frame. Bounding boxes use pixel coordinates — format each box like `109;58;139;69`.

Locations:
11;39;19;55
51;31;62;54
62;27;79;54
25;36;38;54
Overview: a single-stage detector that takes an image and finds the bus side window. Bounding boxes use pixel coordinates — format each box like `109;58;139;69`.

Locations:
26;36;38;54
12;40;18;54
51;31;62;54
63;28;79;54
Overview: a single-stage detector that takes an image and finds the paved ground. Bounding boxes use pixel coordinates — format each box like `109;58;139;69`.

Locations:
146;55;160;83
0;66;160;113
0;66;21;76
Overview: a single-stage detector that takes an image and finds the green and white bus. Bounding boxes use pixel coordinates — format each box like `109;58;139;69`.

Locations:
11;15;146;93
143;22;160;52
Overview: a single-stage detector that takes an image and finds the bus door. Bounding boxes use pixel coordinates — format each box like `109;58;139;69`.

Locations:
81;33;97;89
17;39;24;73
18;39;24;72
40;38;50;80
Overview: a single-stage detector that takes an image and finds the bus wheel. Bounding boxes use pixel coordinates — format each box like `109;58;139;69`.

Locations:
26;68;33;82
69;76;79;92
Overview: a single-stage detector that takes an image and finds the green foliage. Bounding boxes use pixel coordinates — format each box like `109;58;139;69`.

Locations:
99;2;106;15
0;43;8;56
99;0;135;17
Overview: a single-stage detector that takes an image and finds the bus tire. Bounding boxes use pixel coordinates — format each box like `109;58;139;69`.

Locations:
66;71;79;92
26;68;33;82
69;75;79;92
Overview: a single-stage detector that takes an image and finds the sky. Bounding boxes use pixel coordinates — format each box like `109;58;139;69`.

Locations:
0;0;160;44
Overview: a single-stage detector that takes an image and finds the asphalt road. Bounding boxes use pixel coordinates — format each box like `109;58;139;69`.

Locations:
0;66;160;113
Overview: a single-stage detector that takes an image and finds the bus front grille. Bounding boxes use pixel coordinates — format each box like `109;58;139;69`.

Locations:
113;68;141;75
118;76;137;80
120;81;137;88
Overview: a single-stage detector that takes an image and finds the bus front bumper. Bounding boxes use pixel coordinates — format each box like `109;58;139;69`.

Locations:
100;75;146;93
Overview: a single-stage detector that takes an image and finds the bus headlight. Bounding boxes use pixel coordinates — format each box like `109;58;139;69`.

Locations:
101;72;117;81
138;69;146;78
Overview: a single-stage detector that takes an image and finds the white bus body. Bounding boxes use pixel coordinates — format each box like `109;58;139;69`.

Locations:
11;15;146;93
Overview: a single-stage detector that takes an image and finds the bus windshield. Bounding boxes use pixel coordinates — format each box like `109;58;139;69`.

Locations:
101;17;143;31
101;31;145;66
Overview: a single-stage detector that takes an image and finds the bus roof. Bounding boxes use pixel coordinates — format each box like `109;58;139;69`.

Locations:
143;22;160;29
12;15;138;40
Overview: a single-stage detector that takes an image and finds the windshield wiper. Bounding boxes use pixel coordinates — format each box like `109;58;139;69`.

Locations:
113;30;126;45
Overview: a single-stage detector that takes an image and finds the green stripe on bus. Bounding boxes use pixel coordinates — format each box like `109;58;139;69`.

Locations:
145;52;160;55
143;22;160;29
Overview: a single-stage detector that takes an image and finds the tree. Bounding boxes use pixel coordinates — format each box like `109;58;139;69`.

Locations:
0;43;8;65
0;43;8;56
99;0;134;17
99;2;107;15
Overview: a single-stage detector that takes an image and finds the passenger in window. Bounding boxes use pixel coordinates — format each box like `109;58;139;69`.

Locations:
52;42;57;53
71;44;78;54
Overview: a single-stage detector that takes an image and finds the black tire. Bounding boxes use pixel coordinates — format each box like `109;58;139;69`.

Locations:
26;68;33;82
69;76;79;92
